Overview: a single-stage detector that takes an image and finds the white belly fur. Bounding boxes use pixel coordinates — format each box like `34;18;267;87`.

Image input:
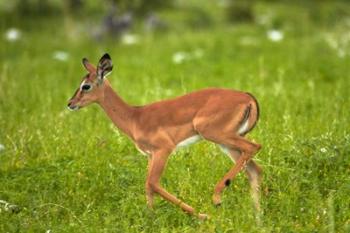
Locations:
176;135;202;149
137;120;249;156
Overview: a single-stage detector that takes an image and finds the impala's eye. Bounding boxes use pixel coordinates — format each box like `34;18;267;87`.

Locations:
81;84;92;92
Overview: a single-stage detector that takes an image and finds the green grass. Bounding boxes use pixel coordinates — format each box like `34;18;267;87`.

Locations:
1;3;350;232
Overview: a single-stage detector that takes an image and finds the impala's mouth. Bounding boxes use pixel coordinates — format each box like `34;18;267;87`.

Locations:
67;103;80;111
69;106;80;111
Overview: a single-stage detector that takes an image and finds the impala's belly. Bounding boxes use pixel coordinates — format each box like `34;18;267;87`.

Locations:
135;135;202;156
176;135;202;149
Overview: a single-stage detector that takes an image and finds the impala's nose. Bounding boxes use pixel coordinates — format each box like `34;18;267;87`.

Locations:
67;101;74;108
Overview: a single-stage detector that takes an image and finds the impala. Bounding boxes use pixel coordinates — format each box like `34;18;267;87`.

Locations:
68;53;262;219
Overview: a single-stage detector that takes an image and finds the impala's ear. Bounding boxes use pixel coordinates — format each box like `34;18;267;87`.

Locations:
97;53;113;82
82;58;96;73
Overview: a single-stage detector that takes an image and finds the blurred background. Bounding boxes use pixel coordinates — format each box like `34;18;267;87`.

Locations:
2;0;350;58
1;0;350;107
1;0;350;232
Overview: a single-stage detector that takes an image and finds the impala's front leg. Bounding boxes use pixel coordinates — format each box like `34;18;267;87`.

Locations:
145;157;155;208
146;149;207;219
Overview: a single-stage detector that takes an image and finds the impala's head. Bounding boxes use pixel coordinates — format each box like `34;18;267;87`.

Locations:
67;53;113;111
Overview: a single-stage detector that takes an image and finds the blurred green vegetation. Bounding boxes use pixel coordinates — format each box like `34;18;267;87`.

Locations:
1;0;350;26
0;0;350;232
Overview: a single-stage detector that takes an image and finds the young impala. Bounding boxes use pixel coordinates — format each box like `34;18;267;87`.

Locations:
68;53;262;219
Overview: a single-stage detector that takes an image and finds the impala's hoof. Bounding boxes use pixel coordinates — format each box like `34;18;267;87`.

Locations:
198;213;209;220
212;193;222;206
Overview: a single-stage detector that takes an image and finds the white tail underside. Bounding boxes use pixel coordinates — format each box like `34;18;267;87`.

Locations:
238;118;250;135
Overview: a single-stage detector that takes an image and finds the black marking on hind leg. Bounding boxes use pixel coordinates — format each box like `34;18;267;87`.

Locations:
225;179;231;186
215;203;222;208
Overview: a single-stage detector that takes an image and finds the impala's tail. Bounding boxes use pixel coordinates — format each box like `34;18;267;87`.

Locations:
238;93;260;136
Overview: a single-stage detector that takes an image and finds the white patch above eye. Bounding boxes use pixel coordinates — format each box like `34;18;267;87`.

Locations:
80;81;92;92
176;135;202;149
80;80;87;89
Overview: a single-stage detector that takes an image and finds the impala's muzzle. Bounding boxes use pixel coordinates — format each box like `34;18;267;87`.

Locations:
67;101;80;111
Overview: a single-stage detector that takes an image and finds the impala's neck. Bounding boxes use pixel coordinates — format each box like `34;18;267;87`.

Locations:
98;80;136;139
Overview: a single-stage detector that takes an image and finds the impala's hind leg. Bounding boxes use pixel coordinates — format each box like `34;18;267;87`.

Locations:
194;102;261;205
220;146;262;210
210;137;261;205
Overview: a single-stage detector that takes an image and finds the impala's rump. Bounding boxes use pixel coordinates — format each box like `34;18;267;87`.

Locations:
238;104;251;135
244;92;260;134
237;93;260;136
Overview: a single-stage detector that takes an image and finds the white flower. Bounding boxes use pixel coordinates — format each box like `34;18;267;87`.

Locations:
121;34;139;45
320;148;327;153
0;144;4;152
172;49;204;64
172;51;188;64
5;28;21;42
53;51;69;61
267;30;284;42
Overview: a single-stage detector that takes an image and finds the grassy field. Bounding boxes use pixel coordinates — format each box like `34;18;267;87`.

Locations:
1;2;350;232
